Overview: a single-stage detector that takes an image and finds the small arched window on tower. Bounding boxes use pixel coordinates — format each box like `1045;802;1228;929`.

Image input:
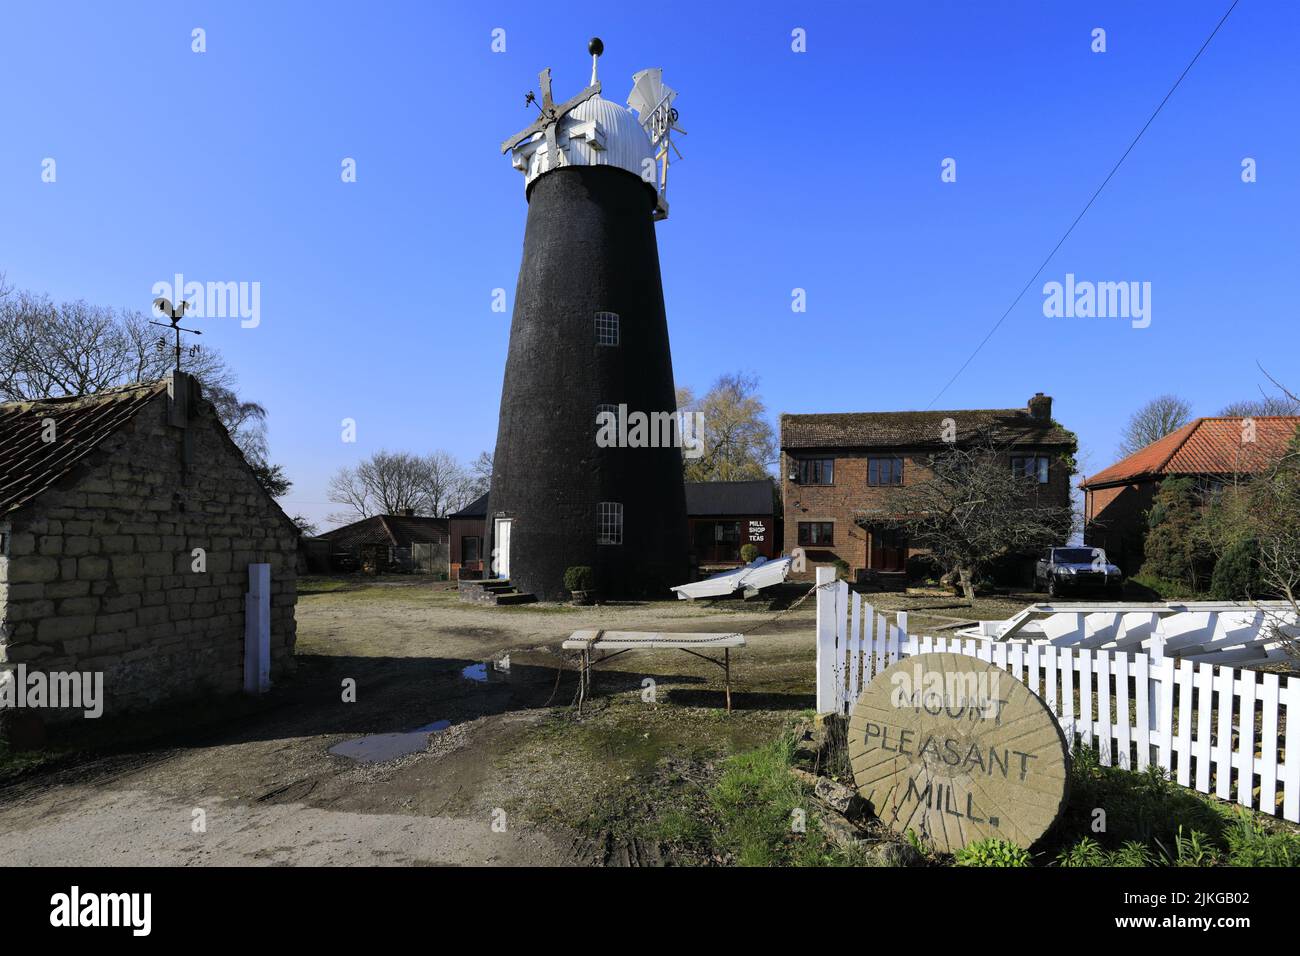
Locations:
598;502;624;545
594;311;620;346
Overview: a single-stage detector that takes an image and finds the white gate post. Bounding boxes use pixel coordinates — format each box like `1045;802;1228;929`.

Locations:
244;563;271;694
815;567;838;714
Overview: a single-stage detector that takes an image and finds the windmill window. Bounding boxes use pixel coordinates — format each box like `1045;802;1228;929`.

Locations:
595;311;620;346
598;502;624;545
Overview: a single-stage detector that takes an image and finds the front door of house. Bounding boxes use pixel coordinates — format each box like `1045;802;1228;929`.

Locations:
870;529;906;572
493;518;512;579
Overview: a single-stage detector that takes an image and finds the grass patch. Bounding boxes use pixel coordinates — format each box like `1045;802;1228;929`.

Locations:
708;732;847;866
1050;745;1300;866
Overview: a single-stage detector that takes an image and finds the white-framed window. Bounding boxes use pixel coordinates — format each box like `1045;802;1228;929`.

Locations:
595;311;620;346
598;502;624;545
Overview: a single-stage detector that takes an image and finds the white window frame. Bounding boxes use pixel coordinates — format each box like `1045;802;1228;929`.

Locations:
598;501;624;545
595;311;620;347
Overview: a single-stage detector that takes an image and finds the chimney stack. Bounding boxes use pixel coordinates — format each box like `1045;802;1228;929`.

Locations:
1028;393;1052;421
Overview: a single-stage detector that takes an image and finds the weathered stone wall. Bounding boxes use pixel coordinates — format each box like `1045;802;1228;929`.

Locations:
0;390;297;723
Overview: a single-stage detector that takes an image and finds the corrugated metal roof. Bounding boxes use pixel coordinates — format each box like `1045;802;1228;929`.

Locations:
1083;417;1300;487
512;95;655;192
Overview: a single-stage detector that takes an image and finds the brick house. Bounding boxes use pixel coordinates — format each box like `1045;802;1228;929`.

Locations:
0;375;298;730
319;512;450;574
780;394;1076;582
1082;416;1300;575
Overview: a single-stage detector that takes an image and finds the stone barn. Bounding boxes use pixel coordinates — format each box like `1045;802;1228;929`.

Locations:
0;374;298;733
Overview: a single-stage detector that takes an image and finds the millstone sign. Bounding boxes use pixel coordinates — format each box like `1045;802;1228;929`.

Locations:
485;38;690;601
849;653;1069;853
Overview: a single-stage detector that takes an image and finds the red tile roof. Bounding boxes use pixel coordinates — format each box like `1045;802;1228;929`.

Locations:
0;382;167;516
1082;417;1300;488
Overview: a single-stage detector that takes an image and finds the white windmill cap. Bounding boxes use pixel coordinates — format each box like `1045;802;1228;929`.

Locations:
510;93;655;192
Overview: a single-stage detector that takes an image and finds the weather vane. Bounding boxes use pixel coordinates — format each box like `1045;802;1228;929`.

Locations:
150;298;202;372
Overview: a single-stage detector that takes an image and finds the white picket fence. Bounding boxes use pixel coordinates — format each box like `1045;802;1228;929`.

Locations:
813;568;1300;823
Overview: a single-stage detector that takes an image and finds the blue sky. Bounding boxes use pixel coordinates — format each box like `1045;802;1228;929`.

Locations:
2;0;1296;529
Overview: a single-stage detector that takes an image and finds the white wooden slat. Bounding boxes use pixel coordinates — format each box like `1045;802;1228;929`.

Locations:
1283;678;1300;823
1060;646;1075;741
863;601;876;685
848;591;862;706
876;614;888;684
1011;644;1025;684
1027;643;1041;702
1259;673;1280;817
886;618;901;668
1176;659;1194;787
1134;651;1150;772
813;569;838;714
993;641;1009;672
1237;668;1256;809
1077;648;1094;750
1214;665;1234;800
1043;644;1058;716
1096;651;1112;765
1157;653;1176;776
1114;652;1131;769
1194;663;1214;793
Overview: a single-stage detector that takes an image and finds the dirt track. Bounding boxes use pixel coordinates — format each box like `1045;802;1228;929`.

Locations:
0;581;822;865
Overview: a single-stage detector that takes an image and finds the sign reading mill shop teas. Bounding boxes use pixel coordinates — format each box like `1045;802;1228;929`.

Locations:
848;653;1069;853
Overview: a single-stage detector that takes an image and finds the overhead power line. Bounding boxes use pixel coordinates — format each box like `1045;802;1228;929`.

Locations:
927;0;1243;409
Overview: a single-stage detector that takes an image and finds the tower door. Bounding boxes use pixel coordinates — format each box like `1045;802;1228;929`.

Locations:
493;518;512;579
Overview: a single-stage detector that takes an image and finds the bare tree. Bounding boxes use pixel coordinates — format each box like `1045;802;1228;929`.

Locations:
465;450;493;500
681;372;776;482
1117;394;1192;458
326;450;471;523
882;441;1074;600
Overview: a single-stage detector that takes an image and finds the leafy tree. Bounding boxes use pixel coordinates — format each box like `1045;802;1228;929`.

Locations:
680;372;776;482
1140;477;1214;591
882;441;1074;600
1117;394;1192;458
1210;537;1262;600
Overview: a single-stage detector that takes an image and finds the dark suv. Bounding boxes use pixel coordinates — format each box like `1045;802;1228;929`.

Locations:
1034;547;1124;598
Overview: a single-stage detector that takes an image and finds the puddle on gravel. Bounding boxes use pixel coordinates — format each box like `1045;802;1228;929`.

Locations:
329;719;452;763
462;657;510;683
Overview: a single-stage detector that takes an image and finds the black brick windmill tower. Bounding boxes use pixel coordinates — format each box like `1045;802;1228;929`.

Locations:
486;38;689;601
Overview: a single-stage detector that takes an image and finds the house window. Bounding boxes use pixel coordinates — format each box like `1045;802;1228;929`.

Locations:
796;458;834;485
1011;455;1050;484
598;502;624;545
462;536;481;563
868;457;904;486
797;521;834;546
595;311;620;346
